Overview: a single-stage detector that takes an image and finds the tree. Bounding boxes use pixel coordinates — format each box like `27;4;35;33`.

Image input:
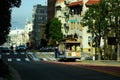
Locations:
48;18;63;45
82;0;120;60
82;0;110;60
0;0;21;45
107;0;120;60
100;0;120;60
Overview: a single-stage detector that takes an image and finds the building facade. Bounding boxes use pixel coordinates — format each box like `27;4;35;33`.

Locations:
47;0;57;22
9;29;25;47
24;18;33;47
8;18;33;48
32;4;47;48
55;0;99;53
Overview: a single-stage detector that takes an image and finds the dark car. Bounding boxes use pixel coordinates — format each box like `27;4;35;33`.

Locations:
39;47;55;52
16;45;26;52
0;47;10;53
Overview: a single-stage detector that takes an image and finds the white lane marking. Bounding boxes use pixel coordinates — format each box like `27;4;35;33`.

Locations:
14;52;17;54
25;58;30;61
6;53;10;55
21;52;25;54
42;58;47;61
8;58;12;61
16;58;21;61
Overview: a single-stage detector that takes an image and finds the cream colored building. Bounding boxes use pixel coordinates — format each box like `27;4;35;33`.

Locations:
24;18;33;46
55;0;100;53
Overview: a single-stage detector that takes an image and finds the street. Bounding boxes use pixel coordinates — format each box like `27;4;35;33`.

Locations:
1;51;120;80
9;61;120;80
1;0;120;80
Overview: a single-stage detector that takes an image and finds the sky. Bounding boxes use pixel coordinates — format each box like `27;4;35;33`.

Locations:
11;0;47;30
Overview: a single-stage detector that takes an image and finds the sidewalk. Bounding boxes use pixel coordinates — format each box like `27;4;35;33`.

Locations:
78;60;120;66
78;60;120;77
52;60;120;77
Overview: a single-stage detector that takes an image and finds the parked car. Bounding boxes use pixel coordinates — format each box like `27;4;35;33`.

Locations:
0;47;10;53
39;47;55;52
16;45;26;52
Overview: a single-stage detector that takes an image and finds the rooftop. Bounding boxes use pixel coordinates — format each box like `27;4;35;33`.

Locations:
67;1;83;7
86;0;99;5
67;0;99;7
56;0;64;3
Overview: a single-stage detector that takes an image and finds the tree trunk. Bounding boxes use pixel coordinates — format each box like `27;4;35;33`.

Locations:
104;35;108;60
97;36;101;60
117;43;120;61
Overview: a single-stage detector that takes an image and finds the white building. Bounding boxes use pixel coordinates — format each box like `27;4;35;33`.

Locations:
9;18;33;47
24;18;33;46
9;29;25;46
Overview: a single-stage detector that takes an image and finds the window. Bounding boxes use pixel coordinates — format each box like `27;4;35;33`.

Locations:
77;22;82;31
70;22;75;30
40;9;44;13
88;36;92;42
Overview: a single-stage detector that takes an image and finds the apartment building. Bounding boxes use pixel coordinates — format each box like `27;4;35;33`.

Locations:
55;0;99;53
32;4;47;48
47;0;57;22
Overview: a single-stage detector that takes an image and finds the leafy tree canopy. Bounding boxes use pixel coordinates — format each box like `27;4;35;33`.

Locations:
82;0;120;40
82;0;120;60
0;0;21;45
49;18;63;42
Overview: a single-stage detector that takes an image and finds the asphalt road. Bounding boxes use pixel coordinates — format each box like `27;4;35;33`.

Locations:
1;51;120;80
8;61;120;80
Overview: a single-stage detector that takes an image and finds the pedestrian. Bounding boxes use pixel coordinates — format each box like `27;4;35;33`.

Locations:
54;47;59;58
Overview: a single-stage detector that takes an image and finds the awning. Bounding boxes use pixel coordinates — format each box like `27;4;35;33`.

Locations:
68;19;77;22
67;1;83;7
86;0;99;5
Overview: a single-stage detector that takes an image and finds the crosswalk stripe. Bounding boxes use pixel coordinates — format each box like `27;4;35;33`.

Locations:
8;58;12;61
21;52;25;54
16;58;21;61
7;58;30;62
14;52;18;54
25;58;30;61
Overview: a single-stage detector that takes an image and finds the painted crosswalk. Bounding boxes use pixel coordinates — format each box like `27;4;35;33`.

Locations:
1;52;32;62
5;58;30;62
35;52;56;61
1;51;56;62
